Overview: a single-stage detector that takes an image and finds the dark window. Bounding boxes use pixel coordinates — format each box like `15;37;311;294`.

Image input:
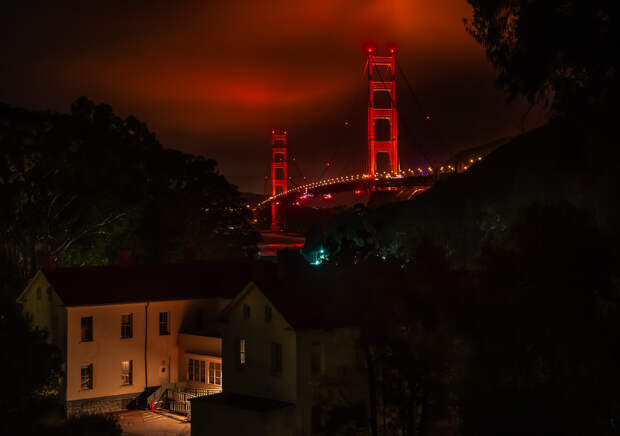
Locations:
273;141;284;148
121;314;133;339
121;360;132;385
274;152;284;162
242;304;250;320
188;359;194;381
275;167;285;180
81;316;93;342
81;364;93;390
200;360;206;383
271;342;283;374
275;185;284;195
311;341;322;375
265;305;272;322
159;312;170;335
36;287;41;300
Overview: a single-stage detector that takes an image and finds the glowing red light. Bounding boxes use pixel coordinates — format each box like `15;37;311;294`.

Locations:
275;201;280;205
271;130;275;134
323;193;332;200
354;189;364;195
367;47;373;53
425;115;431;120
325;161;331;167
389;47;395;54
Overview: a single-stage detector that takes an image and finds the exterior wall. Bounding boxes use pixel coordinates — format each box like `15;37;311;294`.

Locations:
221;284;297;403
66;298;230;404
18;271;67;356
296;328;367;436
191;402;295;436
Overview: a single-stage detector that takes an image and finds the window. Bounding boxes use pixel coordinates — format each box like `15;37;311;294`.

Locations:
274;151;284;160
159;312;170;335
271;342;283;374
36;287;41;300
239;339;246;366
311;341;322;375
81;364;93;390
209;362;222;385
121;314;133;339
81;316;93;342
242;304;250;320
275;167;285;180
275;185;284;195
121;360;133;385
188;358;206;382
265;305;272;322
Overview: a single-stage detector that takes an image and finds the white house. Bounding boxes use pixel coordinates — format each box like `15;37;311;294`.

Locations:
191;282;368;436
17;261;255;415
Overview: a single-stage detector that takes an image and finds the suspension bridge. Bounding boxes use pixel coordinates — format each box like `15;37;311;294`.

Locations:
256;47;490;231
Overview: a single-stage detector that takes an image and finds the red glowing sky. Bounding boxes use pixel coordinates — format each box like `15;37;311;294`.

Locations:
1;1;545;193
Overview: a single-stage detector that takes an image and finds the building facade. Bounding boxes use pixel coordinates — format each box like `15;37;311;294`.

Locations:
18;262;252;415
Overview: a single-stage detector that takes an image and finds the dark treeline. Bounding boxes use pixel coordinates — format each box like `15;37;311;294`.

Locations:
302;0;620;434
0;97;259;434
1;97;259;295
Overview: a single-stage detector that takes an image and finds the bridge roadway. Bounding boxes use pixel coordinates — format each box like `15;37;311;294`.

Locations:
258;173;436;208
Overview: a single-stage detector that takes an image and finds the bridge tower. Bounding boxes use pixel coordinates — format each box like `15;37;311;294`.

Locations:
367;48;398;175
271;129;287;231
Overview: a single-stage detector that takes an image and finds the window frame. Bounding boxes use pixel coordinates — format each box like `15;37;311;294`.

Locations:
81;316;93;342
121;313;133;339
209;361;222;386
121;360;133;386
271;342;283;375
242;304;250;320
239;338;247;367
80;364;93;390
265;305;272;322
159;311;170;335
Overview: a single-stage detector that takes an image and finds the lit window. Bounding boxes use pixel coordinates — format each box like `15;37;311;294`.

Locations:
121;360;132;385
81;316;93;342
121;314;133;339
242;304;250;320
188;359;205;383
271;342;282;374
159;312;170;335
209;361;222;385
239;339;246;366
265;306;272;322
81;364;93;390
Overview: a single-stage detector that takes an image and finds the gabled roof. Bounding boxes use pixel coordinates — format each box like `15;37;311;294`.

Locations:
42;261;258;307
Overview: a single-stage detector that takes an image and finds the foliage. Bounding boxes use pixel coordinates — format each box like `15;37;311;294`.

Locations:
464;0;620;120
0;300;62;434
0;98;259;295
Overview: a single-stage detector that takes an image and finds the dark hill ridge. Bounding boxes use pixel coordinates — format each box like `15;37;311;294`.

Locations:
303;122;620;266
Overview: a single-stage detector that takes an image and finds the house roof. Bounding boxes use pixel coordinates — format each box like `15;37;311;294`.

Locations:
190;392;293;412
220;260;361;331
43;261;259;307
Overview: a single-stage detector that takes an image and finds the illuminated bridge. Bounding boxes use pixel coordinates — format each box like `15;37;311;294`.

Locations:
256;47;490;231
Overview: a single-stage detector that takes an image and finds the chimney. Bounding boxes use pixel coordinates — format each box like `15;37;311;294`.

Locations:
117;249;132;268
